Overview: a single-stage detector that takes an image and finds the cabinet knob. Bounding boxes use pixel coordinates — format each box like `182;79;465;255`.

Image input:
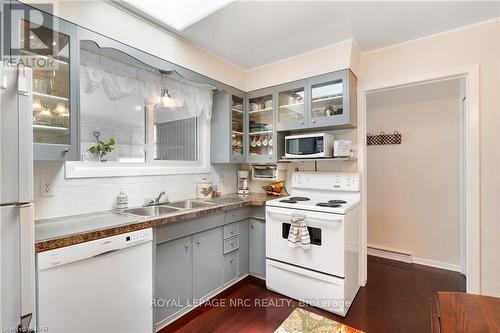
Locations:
63;148;69;153
300;121;304;125
312;120;316;124
251;224;254;229
230;230;234;234
196;241;200;245
184;244;189;250
229;258;234;263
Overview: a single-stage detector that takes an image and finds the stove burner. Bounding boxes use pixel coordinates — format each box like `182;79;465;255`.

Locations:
316;202;342;208
289;197;310;201
280;199;298;203
328;200;347;204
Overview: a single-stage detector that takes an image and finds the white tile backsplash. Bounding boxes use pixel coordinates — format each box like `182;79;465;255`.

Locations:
34;161;238;219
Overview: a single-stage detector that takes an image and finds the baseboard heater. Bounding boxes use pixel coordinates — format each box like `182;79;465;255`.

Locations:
367;245;412;264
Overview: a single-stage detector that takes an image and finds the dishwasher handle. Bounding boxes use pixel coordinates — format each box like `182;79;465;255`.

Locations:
91;249;120;259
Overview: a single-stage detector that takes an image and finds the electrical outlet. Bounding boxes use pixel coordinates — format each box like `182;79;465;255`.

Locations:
40;179;54;197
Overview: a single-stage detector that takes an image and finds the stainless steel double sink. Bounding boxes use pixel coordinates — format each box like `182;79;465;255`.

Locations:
122;200;217;217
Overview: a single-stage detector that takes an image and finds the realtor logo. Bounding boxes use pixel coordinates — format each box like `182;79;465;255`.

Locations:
2;2;60;70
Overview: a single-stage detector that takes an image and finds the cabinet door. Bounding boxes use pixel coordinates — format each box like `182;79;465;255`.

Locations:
247;88;276;163
155;236;192;326
9;3;79;160
238;219;249;276
307;70;354;129
249;218;266;277
231;93;246;163
223;251;238;284
276;80;307;131
192;227;224;299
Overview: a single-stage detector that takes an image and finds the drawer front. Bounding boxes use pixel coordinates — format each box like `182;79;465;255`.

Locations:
223;222;239;239
224;208;249;224
266;259;348;316
223;236;239;254
224;251;238;284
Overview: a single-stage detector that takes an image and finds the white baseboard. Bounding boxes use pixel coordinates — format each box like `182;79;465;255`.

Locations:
367;245;461;272
367;245;412;263
412;257;461;273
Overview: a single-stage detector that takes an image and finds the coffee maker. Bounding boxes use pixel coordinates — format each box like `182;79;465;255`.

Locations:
237;170;250;195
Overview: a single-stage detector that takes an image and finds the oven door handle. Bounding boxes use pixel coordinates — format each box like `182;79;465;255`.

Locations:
267;211;343;224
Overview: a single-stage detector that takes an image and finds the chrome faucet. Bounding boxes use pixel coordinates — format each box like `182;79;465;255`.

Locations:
143;191;168;206
155;191;166;204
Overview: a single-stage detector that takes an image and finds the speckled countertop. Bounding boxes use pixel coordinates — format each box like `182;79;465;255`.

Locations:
35;193;276;253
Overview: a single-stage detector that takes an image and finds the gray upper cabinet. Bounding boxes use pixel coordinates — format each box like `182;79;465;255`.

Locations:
8;2;79;160
155;236;192;327
276;80;308;131
307;69;357;129
246;87;277;163
192;227;224;299
211;88;246;163
274;69;357;131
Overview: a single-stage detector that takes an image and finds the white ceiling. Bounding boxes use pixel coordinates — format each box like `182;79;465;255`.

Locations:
175;1;499;70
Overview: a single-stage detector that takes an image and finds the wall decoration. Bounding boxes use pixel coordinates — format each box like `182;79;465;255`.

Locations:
367;131;402;146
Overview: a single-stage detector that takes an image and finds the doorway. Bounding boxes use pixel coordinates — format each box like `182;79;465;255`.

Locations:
357;66;480;293
366;78;464;271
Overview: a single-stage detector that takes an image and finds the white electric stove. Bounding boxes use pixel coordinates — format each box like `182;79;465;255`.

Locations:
265;172;361;317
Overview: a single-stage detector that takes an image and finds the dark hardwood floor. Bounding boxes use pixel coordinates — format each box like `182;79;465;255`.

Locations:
161;256;466;333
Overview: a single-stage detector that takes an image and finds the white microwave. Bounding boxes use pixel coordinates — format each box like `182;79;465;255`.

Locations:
285;133;334;158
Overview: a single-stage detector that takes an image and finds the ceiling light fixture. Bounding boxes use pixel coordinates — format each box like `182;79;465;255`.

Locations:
117;0;235;31
160;89;176;109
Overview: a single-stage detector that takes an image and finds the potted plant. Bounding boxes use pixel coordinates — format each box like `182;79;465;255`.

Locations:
88;137;115;162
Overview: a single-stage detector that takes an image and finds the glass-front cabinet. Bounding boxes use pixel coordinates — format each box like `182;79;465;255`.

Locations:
307;70;357;129
277;80;307;131
231;95;245;159
211;87;246;163
9;3;78;160
247;88;276;163
275;69;357;131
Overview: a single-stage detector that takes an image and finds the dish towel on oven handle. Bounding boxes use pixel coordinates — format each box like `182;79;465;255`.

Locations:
287;215;311;249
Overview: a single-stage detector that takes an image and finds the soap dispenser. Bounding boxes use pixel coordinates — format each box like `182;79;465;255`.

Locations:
116;188;128;210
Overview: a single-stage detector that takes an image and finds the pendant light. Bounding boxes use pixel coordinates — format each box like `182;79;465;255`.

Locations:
160;88;176;109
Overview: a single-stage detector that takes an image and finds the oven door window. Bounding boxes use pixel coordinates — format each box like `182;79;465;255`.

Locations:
286;137;323;155
282;223;322;246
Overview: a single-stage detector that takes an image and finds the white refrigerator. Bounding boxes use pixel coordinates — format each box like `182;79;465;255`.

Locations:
0;64;36;332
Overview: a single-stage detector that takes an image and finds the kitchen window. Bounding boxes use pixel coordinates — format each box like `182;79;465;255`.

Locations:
65;41;213;178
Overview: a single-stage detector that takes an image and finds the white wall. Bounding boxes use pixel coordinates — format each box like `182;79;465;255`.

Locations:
244;39;359;91
366;79;461;267
34;161;237;219
358;20;500;296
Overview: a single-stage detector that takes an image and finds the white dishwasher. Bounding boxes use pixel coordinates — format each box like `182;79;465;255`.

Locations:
37;228;153;333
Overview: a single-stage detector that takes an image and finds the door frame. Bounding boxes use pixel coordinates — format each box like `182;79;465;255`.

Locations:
357;64;480;293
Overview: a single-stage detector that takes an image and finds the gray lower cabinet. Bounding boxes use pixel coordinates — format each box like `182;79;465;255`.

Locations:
238;220;250;276
155;236;192;326
192;228;224;300
154;212;255;328
249;218;266;277
223;251;238;284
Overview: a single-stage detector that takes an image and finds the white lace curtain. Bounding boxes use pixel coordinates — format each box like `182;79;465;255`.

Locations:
80;49;214;120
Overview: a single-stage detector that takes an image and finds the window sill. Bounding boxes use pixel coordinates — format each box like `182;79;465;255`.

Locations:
65;161;211;179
